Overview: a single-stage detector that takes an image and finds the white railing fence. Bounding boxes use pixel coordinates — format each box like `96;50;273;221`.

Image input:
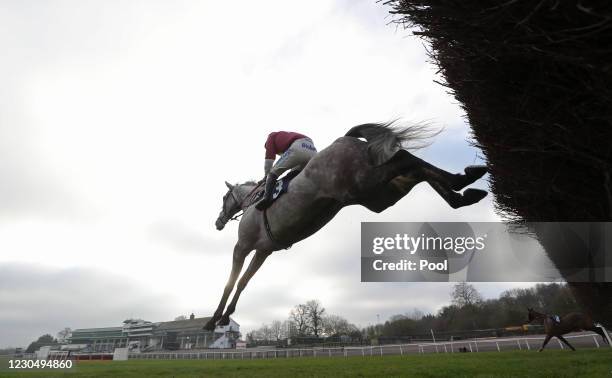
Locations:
128;332;609;360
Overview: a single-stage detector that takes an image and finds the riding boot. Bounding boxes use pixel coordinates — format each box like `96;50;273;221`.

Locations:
255;173;278;210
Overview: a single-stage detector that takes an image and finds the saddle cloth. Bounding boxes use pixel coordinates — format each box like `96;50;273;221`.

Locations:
249;170;301;207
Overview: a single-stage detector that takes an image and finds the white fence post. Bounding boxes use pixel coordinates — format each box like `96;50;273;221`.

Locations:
496;342;500;352
593;335;600;348
595;324;612;347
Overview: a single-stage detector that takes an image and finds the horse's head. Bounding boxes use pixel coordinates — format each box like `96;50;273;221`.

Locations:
215;181;241;231
527;307;537;323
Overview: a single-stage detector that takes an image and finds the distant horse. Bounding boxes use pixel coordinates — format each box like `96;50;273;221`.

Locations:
204;122;488;330
527;308;609;351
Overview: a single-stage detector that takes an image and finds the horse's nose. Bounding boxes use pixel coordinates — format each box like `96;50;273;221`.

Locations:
215;219;224;230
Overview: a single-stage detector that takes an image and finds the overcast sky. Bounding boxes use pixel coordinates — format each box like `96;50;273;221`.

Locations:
1;0;534;348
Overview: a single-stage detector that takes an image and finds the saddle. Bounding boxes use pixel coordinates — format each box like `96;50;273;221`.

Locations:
247;170;301;208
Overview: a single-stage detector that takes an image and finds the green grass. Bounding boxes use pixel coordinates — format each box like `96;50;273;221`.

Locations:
1;349;611;377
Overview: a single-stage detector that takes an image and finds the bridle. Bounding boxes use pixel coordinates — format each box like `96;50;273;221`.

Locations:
219;183;263;224
219;189;242;224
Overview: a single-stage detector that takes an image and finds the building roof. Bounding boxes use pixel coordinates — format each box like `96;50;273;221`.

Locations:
70;327;124;340
72;327;123;334
156;317;213;332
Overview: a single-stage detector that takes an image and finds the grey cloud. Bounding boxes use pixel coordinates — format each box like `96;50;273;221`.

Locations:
148;220;235;255
0;263;177;348
0;153;78;220
0;63;82;220
0;121;90;220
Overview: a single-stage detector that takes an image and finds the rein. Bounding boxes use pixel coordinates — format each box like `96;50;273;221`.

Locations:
225;183;264;222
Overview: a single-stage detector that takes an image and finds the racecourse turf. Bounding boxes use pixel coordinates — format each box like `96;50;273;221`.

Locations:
1;349;611;377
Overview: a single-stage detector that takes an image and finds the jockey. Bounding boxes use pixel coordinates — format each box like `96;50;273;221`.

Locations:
255;131;317;210
552;315;560;324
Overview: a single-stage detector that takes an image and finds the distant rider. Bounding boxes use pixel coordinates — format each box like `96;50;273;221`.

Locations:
255;131;317;210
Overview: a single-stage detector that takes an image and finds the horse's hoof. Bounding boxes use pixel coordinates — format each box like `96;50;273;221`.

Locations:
452;165;488;191
202;320;216;331
464;165;487;179
218;316;230;326
462;188;488;205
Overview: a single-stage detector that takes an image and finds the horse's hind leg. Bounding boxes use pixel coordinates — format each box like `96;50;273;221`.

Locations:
539;335;552;352
218;249;272;326
203;243;251;331
557;335;576;351
418;158;486;191
386;150;487;191
384;150;487;208
428;180;488;209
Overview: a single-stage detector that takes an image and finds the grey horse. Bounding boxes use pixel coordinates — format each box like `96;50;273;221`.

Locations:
204;122;487;330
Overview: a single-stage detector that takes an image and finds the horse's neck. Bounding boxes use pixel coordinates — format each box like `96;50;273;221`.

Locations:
236;184;258;208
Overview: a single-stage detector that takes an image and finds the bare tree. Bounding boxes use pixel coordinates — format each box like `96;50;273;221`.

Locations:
261;324;273;341
280;320;293;339
270;320;283;341
305;300;325;337
322;314;358;336
289;304;310;336
451;282;483;307
57;328;72;343
174;315;187;321
408;308;424;320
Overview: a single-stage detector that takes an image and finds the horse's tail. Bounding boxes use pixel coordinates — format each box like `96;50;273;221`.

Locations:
345;121;438;165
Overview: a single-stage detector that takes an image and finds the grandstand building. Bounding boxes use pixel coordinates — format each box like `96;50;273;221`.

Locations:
69;314;239;352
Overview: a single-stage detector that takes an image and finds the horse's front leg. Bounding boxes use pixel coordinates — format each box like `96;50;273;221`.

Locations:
539;335;552;352
218;249;272;326
203;243;252;331
557;335;576;351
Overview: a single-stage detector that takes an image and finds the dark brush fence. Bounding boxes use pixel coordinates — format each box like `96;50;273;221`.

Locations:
388;0;612;221
386;0;612;327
